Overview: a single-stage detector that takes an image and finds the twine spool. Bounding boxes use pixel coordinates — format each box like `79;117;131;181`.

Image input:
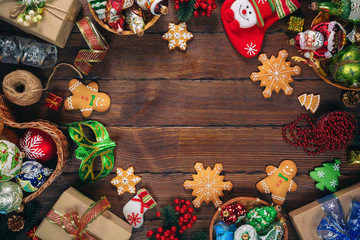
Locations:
2;70;43;106
2;63;83;107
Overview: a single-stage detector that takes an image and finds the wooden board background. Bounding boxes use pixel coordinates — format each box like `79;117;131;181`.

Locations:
1;0;360;239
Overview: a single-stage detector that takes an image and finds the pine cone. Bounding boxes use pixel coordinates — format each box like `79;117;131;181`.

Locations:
342;91;360;108
7;215;25;232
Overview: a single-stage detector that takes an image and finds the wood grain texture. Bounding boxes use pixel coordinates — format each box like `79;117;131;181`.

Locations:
1;0;359;239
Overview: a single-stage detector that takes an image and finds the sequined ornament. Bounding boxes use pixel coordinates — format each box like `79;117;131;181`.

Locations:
19;128;57;163
220;203;246;224
329;45;360;88
0;181;23;214
16;161;51;192
246;206;278;234
68;120;116;184
125;7;145;36
214;221;237;240
287;16;304;33
0;140;22;181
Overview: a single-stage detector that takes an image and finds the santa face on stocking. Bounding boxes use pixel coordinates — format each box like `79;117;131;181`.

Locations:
221;0;301;58
230;0;257;29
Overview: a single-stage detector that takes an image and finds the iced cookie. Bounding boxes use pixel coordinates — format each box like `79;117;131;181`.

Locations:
256;160;298;205
64;79;111;117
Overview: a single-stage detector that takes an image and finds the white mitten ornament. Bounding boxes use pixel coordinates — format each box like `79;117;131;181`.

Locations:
123;188;156;228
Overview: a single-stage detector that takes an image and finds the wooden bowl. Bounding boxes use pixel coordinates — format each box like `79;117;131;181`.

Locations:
209;197;288;240
88;3;161;36
0;95;69;204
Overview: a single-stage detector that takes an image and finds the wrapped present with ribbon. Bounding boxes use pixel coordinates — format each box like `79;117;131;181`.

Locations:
289;182;360;240
45;93;63;110
36;187;132;240
0;0;82;48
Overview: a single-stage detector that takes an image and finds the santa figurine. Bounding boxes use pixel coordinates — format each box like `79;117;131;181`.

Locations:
221;0;301;58
289;21;353;60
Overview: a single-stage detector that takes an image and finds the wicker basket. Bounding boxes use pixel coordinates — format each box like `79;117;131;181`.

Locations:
209;197;288;240
0;95;69;205
309;12;360;91
88;3;161;36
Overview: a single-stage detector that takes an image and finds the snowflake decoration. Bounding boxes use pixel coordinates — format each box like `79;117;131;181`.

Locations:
330;180;338;188
317;170;325;178
333;163;340;171
162;22;193;51
183;162;233;208
250;50;301;98
20;130;45;159
126;212;142;226
328;202;335;210
244;42;258;56
110;166;142;196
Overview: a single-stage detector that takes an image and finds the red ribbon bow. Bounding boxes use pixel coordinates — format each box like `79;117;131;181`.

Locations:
130;198;151;214
46;197;110;240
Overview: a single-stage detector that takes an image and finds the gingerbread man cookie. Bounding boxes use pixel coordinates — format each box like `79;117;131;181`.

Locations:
64;79;111;117
256;160;297;205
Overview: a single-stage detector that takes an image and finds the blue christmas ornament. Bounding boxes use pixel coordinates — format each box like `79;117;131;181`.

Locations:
214;221;237;240
15;161;51;192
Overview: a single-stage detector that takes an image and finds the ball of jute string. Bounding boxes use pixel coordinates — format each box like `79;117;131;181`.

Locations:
2;70;43;106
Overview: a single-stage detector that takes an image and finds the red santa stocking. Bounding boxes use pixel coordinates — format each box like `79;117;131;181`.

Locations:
221;0;301;58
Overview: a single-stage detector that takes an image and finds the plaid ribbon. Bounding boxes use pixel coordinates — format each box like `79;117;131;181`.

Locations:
74;17;109;75
46;197;110;240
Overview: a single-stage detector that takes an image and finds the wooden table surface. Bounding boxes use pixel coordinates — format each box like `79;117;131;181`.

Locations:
1;0;360;239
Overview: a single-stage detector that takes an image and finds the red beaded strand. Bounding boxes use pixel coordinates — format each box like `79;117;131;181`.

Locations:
282;111;357;155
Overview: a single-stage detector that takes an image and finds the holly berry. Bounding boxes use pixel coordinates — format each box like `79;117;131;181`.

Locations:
185;200;191;206
180;208;185;214
175;205;180;212
158;227;163;233
188;207;193;213
181;199;185;204
164;231;170;237
192;215;198;221
174;199;180;204
156;233;161;239
179;230;183;234
171;226;177;232
147;230;154;238
156;211;162;218
160;236;166;240
174;4;180;10
181;225;187;231
187;223;192;229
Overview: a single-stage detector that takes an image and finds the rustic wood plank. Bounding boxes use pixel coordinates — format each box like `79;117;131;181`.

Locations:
11;80;358;126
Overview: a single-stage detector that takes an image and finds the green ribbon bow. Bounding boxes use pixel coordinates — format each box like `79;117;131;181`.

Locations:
68;120;116;184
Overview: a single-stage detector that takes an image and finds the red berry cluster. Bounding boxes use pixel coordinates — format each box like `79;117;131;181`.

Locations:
146;199;198;240
193;0;217;17
174;0;189;10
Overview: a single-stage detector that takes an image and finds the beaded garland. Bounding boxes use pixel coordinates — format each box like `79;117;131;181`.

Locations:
282;111;356;155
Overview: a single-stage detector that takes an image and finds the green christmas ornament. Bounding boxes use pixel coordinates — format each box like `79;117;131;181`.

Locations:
258;221;284;240
68;120;116;184
311;0;360;25
246;206;278;234
329;45;360;88
88;0;107;20
309;158;341;192
0;140;22;182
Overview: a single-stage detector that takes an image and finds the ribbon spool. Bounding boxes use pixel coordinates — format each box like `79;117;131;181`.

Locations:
2;63;83;106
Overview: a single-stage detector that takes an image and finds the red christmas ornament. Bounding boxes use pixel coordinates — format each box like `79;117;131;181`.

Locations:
20;128;57;163
220;203;246;224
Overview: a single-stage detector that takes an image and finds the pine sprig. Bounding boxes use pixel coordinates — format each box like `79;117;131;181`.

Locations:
187;231;209;240
177;0;197;22
161;206;180;229
0;202;40;240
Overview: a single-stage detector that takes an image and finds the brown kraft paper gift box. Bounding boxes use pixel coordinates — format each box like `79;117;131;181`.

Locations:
0;0;82;48
289;182;360;240
36;187;132;240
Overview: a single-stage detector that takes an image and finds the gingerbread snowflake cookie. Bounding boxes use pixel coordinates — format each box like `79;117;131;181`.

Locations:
183;162;233;208
110;166;142;195
162;22;193;51
256;160;298;205
250;50;301;98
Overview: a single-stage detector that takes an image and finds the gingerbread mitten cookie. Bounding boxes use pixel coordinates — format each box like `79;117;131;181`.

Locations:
64;79;111;117
256;160;298;205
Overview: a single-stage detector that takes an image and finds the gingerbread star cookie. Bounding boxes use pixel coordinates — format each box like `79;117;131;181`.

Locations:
184;162;233;208
64;79;111;117
162;22;193;51
111;166;142;195
250;50;301;98
256;160;298;205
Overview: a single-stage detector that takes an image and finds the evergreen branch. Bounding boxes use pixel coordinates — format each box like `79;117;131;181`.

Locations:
177;0;197;22
161;206;179;229
187;231;209;240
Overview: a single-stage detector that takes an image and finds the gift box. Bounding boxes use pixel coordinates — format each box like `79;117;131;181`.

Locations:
0;0;82;48
289;182;360;240
36;187;132;240
45;93;63;110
